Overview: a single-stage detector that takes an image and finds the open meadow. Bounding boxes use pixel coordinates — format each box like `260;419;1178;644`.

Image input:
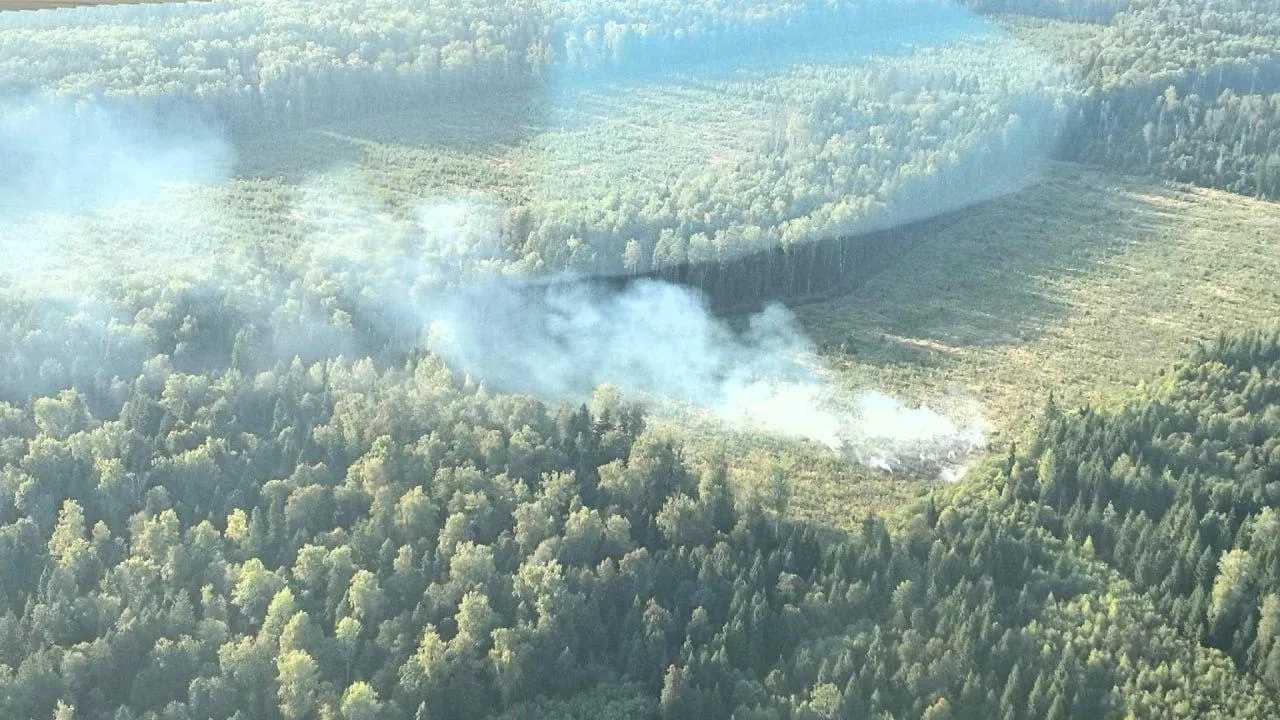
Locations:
802;162;1280;440
675;161;1280;529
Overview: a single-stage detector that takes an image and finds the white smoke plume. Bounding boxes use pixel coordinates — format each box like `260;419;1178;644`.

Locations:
419;269;987;479
0;97;231;218
0;97;233;284
291;180;989;479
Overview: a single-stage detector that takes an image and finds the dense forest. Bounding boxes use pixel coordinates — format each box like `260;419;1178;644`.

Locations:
3;263;1280;720
3;0;1280;718
1061;0;1280;197
0;0;1039;124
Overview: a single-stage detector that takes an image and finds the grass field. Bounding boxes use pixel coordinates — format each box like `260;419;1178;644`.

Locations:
800;161;1280;443
691;161;1280;530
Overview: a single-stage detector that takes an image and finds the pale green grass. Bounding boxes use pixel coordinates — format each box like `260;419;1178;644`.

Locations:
797;162;1280;445
725;161;1280;530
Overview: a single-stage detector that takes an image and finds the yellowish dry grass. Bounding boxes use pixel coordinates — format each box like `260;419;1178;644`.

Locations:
798;162;1280;445
677;162;1280;531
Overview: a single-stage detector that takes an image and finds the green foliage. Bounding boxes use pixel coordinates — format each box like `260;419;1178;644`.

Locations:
996;329;1280;697
1;2;1280;719
3;306;1279;719
1009;0;1280;198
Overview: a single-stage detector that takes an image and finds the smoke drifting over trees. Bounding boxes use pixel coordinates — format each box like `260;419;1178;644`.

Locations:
425;278;986;475
0;0;1029;477
2;1;1280;720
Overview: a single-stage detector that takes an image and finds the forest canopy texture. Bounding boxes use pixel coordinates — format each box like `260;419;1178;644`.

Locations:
3;298;1280;720
2;0;1280;719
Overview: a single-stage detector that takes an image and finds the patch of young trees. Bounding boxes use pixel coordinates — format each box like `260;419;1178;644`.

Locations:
1003;330;1280;698
964;0;1130;24
523;41;1071;293
255;39;1070;306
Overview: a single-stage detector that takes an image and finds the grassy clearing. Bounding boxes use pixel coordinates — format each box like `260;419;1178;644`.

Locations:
655;418;933;532
708;160;1280;530
798;162;1280;445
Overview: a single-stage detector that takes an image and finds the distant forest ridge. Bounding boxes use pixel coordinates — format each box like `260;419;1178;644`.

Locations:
0;0;1028;118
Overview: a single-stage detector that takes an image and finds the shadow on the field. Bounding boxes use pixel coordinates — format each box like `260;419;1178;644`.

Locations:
795;163;1188;362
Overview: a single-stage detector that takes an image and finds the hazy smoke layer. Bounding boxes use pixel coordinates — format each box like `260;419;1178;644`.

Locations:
0;97;231;218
